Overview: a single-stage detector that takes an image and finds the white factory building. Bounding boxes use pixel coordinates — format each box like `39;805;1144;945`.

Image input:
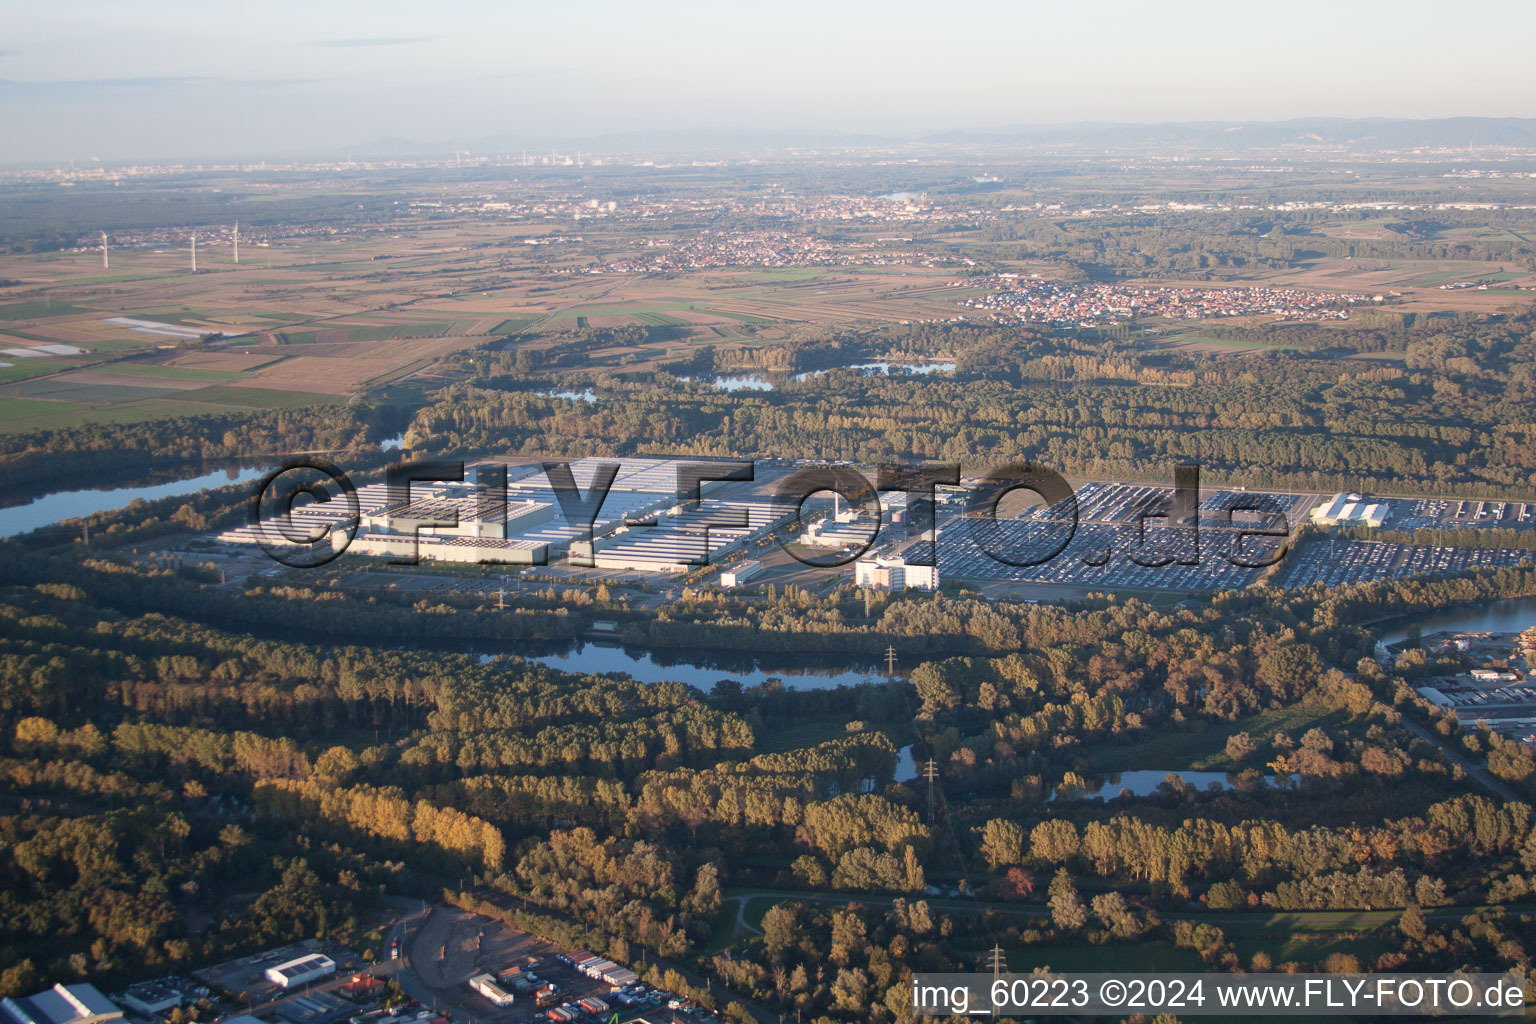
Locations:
720;559;765;588
362;493;554;540
467;974;515;1007
265;954;336;989
589;499;795;572
1310;492;1390;528
217;456;802;573
855;544;939;591
799;517;878;549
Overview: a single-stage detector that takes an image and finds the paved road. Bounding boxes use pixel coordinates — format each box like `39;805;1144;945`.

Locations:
384;899;462;1017
1400;717;1520;802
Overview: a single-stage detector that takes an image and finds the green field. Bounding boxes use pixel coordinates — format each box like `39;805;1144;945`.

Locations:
264;322;454;344
705;308;777;324
0;300;98;321
0;396;90;428
1403;267;1521;287
1225;928;1391;966
1009;941;1203;972
2;328;83;345
95;363;247;383
489;316;541;335
12;379;182;404
340;322;454;341
1165;333;1297;352
0;362;61;384
1080;706;1339;773
172;385;336;409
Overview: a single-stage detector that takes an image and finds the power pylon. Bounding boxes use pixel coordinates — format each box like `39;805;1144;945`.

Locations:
885;645;898;676
923;758;939;822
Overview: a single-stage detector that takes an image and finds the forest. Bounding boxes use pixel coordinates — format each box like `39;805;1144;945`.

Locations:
6;535;1536;1017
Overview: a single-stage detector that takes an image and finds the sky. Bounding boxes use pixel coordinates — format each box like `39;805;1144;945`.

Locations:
2;0;1533;163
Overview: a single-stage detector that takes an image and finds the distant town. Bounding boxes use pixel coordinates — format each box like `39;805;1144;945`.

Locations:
966;274;1380;326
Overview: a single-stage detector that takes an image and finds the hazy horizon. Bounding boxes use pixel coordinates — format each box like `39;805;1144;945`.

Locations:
4;0;1535;164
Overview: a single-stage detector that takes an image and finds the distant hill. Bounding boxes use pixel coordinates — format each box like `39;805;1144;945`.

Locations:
349;117;1536;160
974;117;1536;150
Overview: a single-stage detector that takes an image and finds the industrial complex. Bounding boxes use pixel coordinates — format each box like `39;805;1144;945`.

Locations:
211;459;1536;597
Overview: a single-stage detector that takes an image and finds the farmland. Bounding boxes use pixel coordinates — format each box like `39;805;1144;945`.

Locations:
0;160;1533;436
0;223;980;432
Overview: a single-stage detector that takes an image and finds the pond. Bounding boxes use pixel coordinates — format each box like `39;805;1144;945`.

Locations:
486;641;886;691
1378;596;1536;646
674;374;777;392
793;361;955;381
711;375;774;392
1054;769;1296;801
0;465;268;539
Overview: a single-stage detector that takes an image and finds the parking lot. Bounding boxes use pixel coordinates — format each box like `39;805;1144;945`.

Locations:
1388;497;1536;532
1280;539;1536;588
932;482;1296;593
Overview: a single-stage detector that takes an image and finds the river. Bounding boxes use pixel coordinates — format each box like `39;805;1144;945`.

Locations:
0;465;268;539
1377;596;1536;646
2;431;413;542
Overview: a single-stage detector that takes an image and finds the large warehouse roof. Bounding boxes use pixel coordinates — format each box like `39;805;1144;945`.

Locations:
1310;492;1389;527
2;986;122;1024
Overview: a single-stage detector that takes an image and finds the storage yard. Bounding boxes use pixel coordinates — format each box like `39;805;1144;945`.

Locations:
398;904;710;1024
456;944;664;1023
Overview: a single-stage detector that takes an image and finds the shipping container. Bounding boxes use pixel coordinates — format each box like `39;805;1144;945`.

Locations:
601;967;638;987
